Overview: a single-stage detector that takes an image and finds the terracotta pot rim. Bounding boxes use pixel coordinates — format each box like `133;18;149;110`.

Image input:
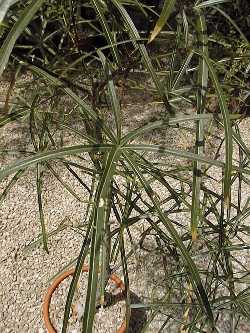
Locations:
42;264;126;333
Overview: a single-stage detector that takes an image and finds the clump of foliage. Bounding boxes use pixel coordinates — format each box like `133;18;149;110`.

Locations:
0;0;250;332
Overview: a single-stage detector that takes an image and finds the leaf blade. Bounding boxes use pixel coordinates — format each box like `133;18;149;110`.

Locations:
149;0;176;43
0;0;45;76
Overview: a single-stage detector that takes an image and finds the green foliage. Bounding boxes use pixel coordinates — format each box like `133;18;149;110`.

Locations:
0;0;250;332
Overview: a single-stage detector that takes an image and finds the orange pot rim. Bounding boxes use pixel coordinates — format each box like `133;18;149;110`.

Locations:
42;265;126;333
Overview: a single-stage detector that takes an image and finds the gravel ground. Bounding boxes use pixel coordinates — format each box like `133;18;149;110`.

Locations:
1;76;250;332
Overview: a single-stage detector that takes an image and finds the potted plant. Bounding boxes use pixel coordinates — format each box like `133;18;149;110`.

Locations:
0;1;250;332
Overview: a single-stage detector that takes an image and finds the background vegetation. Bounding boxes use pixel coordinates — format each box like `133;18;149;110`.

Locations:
0;0;250;332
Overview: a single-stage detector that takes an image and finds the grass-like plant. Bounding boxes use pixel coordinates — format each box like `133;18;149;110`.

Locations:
0;0;250;332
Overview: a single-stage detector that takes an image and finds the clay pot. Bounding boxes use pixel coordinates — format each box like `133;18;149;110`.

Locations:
42;265;126;333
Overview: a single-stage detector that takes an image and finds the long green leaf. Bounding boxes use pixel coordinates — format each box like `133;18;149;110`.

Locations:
124;144;225;168
0;169;24;206
0;0;19;23
0;144;113;181
121;114;219;146
171;51;194;90
125;144;248;176
82;147;120;332
194;50;233;209
191;11;208;241
195;0;229;9
148;0;176;43
62;226;92;332
119;225;131;331
36;163;48;252
98;50;121;141
0;0;45;76
0;109;28;127
90;0;120;64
